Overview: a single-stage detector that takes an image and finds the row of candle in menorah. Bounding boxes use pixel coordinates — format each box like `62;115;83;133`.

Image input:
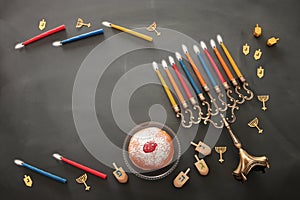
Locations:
153;36;254;129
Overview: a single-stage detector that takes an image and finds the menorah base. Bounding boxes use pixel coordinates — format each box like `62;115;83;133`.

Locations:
233;148;270;182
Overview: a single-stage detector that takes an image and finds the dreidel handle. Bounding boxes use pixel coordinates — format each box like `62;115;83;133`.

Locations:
191;141;198;147
184;168;190;175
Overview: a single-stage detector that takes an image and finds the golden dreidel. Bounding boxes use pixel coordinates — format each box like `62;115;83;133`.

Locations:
194;155;209;176
112;163;128;184
253;24;262;37
23;175;33;187
242;43;250;55
191;140;211;156
267;37;279;46
257;66;264;79
173;168;190;188
254;49;262;60
39;19;46;31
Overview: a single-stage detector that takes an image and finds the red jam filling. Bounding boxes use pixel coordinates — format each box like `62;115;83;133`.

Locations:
143;141;157;153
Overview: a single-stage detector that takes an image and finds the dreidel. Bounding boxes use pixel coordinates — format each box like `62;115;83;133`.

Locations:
23;175;33;187
194;155;209;176
253;24;262;37
267;37;279;46
190;140;211;156
112;163;128;183
173;168;190;188
243;43;250;55
254;49;262;60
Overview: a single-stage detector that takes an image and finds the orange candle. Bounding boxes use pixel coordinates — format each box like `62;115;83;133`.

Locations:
161;60;186;105
210;39;235;82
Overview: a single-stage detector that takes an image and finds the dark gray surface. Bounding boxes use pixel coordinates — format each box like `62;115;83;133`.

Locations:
1;0;300;199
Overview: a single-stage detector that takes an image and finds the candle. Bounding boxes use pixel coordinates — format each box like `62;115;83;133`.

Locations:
210;39;235;83
161;60;186;106
14;159;67;183
152;62;179;112
52;28;104;47
193;45;217;87
182;45;208;91
216;35;243;79
200;41;226;84
168;56;194;100
53;153;107;179
173;53;202;96
15;25;66;49
102;21;153;42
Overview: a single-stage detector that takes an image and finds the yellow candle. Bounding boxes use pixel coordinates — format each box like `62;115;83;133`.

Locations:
152;62;177;108
217;35;243;78
102;21;153;42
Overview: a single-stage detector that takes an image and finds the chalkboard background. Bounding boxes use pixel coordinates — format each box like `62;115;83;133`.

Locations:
1;0;300;199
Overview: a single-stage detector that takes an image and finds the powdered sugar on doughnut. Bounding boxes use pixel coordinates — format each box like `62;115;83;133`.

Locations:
128;127;174;171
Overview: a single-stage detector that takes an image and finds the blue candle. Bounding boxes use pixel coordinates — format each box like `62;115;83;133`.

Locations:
193;45;217;87
52;28;104;46
175;52;202;95
14;159;67;183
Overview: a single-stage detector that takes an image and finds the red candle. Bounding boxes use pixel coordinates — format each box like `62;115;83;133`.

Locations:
53;153;107;179
201;41;226;83
15;25;66;49
168;56;193;99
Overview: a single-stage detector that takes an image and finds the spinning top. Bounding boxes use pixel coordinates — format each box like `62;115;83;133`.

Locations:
194;155;209;176
173;168;190;188
242;43;250;55
253;24;262;37
254;49;262;60
267;37;279;46
112;163;128;184
257;66;264;78
191;140;211;156
39;19;46;30
23;175;33;187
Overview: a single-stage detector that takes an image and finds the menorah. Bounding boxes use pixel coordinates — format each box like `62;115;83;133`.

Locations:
147;22;161;36
215;146;227;163
257;95;269;111
76;18;91;28
153;35;269;182
76;173;91;191
248;117;263;134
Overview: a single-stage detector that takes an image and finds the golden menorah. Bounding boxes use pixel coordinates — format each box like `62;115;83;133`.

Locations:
215;146;227;163
147;22;161;36
76;173;91;191
76;18;91;28
257;95;269;111
248;117;263;134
